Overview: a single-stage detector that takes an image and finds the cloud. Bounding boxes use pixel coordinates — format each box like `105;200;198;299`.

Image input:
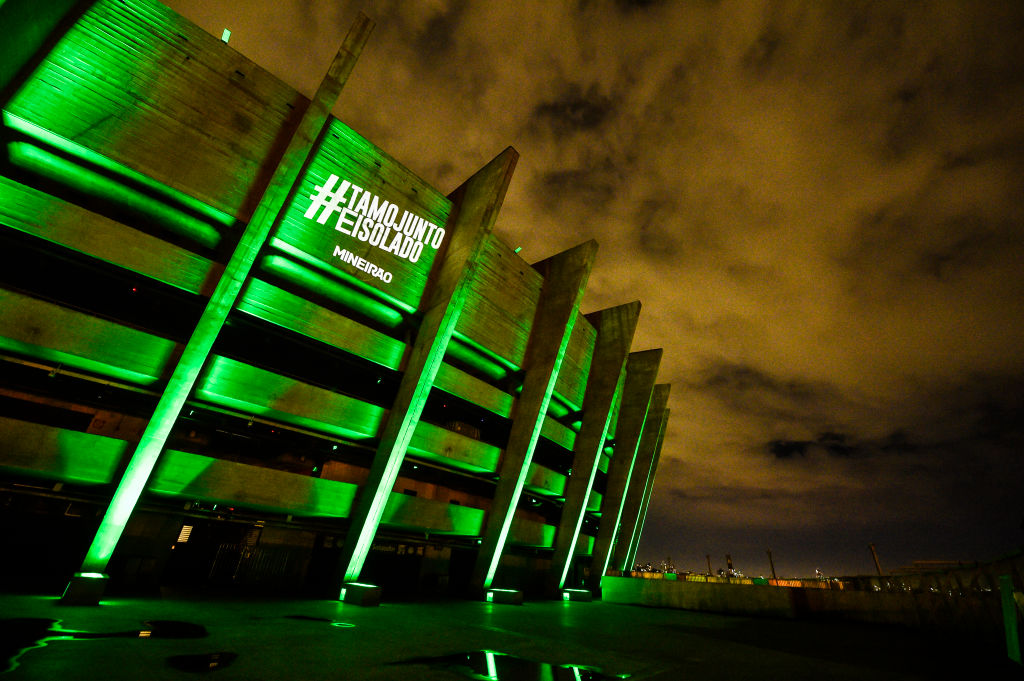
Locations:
163;0;1024;574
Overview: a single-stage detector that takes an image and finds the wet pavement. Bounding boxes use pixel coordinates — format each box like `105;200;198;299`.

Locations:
0;592;1017;679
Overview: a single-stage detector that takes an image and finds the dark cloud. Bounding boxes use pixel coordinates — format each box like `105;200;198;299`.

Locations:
635;198;682;260
531;83;615;136
531;165;621;212
741;28;783;77
768;440;808;459
413;0;469;61
691;361;843;428
768;432;862;460
613;0;667;12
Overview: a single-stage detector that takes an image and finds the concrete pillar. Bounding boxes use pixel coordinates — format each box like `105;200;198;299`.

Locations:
613;383;670;572
334;146;519;589
624;407;669;572
61;14;375;605
546;302;640;593
587;348;661;591
470;240;598;592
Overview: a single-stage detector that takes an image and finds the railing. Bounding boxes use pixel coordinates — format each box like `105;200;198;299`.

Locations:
607;552;1024;643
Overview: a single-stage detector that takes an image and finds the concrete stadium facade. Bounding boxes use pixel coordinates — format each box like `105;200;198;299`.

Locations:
0;0;670;604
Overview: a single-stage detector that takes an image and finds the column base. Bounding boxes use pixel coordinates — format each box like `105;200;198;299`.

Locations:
561;588;592;602
340;582;381;607
60;572;109;606
485;588;523;605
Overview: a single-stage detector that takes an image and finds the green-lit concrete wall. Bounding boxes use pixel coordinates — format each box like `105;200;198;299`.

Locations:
0;0;661;596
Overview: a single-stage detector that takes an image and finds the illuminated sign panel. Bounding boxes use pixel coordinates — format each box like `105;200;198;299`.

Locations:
272;120;452;309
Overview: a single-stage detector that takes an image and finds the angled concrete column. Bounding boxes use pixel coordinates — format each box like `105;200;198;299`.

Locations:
612;384;670;572
546;302;640;592
586;348;661;591
335;146;519;589
470;240;598;592
624;407;670;572
62;14;375;605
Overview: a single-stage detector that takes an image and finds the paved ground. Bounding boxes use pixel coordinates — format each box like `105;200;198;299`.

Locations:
1;592;1018;680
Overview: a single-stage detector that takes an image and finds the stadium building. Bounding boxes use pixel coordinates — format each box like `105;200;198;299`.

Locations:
0;0;670;604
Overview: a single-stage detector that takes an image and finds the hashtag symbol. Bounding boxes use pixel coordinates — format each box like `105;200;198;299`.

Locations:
304;174;352;224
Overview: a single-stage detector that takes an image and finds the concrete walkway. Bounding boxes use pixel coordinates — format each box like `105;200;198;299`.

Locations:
0;593;1017;680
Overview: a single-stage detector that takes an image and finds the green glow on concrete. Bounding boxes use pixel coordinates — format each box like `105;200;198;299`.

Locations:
552;359;627;590
485;650;498;680
555;371;622;590
449;331;520;380
407;423;500;475
268;237;414;314
444;337;510;383
510;519;557;549
525;462;567;497
4;112;234;228
7;141;224;250
0;288;178;386
380;488;484;535
4;116;231;249
277;116;452;312
77;6;375;570
338;147;518;587
261;254;405;329
481;389;557;587
238;277;406;370
623;410;669;571
0;421;127;486
0;335;164;387
481;310;580;589
0;0;81;103
195;356;384;442
595;404;652;588
83;427;173;571
548;392;578;419
540;417;576;451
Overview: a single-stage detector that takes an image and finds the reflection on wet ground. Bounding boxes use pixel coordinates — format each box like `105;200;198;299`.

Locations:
392;650;630;680
0;618;207;673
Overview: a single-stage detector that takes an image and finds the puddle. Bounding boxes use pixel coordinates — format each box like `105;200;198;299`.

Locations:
1;617;207;673
391;650;630;680
167;651;237;672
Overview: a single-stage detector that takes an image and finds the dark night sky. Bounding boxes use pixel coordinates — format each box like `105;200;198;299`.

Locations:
165;0;1024;578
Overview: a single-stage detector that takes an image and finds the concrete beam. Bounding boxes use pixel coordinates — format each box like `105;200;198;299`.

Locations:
587;348;661;591
335;146;519;588
546;301;640;593
470;240;597;592
613;384;670;572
